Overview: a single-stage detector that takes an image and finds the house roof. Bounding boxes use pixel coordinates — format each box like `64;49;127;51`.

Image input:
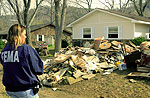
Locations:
67;8;150;27
0;30;8;35
31;23;72;35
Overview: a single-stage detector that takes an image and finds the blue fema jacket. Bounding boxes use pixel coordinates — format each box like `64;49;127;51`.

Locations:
0;44;43;92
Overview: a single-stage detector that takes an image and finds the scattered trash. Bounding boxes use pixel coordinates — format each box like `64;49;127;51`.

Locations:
118;63;127;70
129;79;137;83
38;36;144;87
52;88;57;91
102;72;111;75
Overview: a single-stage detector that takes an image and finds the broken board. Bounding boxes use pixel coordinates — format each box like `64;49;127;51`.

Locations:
137;67;150;72
127;72;150;78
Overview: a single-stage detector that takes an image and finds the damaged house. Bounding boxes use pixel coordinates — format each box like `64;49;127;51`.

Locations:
67;8;150;46
30;23;72;47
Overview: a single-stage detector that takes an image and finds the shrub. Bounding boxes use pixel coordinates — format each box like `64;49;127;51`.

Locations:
0;40;4;49
131;37;147;46
48;44;53;47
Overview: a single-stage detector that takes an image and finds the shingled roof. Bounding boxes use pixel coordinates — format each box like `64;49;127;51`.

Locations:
100;8;150;22
67;8;150;27
30;23;72;35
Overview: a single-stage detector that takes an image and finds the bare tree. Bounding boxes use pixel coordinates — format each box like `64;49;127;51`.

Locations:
44;0;55;24
54;0;67;52
130;0;150;16
0;0;13;15
7;0;44;44
98;0;130;11
119;0;130;11
69;0;93;12
98;0;115;10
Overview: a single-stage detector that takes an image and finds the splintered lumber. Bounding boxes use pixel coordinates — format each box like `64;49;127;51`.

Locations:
38;74;48;81
73;70;87;79
97;51;109;54
69;60;77;70
52;68;69;81
111;41;121;46
137;67;150;72
129;41;137;49
82;74;96;80
71;55;86;69
140;41;150;50
112;46;121;50
97;62;114;69
128;72;150;78
99;42;111;50
54;68;69;77
51;54;70;65
107;49;121;52
65;77;83;85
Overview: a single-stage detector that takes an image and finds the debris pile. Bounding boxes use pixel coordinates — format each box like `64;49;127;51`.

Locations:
38;37;140;87
128;41;150;78
135;41;150;72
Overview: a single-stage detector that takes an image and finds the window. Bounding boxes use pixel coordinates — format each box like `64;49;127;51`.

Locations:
83;28;92;38
108;26;118;38
39;35;42;41
37;35;44;41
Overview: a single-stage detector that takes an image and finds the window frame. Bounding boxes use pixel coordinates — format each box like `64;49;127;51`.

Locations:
107;26;119;39
37;34;44;41
38;35;42;41
82;27;93;39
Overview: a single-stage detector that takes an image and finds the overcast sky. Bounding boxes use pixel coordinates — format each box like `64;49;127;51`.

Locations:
1;0;125;15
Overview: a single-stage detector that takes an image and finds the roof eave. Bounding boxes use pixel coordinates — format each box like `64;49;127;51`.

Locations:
132;20;150;24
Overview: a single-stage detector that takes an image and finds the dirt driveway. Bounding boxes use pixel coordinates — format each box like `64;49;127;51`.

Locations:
38;68;150;98
1;65;150;98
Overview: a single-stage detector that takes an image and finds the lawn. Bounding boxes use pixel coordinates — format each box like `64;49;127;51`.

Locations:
1;64;150;98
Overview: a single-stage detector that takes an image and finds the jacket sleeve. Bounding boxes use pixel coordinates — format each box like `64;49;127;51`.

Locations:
27;46;44;75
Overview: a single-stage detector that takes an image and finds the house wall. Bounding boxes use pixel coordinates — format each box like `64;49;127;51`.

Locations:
30;26;72;47
72;10;135;40
30;26;55;46
135;23;149;38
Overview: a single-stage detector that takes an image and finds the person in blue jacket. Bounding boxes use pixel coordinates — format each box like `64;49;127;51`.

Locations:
0;24;43;98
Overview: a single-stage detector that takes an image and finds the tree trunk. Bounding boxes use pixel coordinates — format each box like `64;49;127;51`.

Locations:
54;0;61;52
54;0;67;52
26;26;31;45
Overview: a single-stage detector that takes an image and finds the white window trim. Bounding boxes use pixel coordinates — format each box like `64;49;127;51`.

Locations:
37;34;44;41
82;27;93;39
42;35;44;41
107;26;119;39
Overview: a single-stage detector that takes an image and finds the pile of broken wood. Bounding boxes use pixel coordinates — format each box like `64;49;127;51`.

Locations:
89;36;139;55
128;41;150;79
38;36;140;87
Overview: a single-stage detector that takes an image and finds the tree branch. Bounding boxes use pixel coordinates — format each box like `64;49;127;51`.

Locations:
28;0;45;27
142;0;150;12
98;0;111;9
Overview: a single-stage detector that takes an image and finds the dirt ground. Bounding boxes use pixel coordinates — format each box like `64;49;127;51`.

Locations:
1;65;150;98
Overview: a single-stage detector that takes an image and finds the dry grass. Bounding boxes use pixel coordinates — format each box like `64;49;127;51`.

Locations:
1;64;150;98
0;65;9;98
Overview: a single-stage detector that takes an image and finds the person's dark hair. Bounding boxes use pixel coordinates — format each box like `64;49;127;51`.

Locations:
7;24;26;49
